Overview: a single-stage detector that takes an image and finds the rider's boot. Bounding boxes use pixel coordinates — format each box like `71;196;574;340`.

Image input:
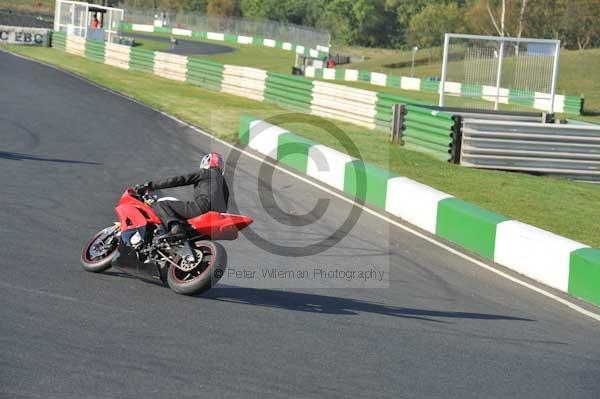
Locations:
156;223;187;241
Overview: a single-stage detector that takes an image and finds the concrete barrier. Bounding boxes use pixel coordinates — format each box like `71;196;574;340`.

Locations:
238;116;600;308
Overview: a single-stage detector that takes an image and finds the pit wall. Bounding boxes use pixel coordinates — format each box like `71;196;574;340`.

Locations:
239;116;600;308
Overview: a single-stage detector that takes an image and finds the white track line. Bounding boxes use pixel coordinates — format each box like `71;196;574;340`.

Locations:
7;49;600;323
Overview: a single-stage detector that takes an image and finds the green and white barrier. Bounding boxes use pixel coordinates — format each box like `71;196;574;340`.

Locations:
129;46;155;73
154;52;188;81
105;42;129;69
64;33;86;57
309;81;378;129
52;32;430;133
221;65;267;101
121;23;329;59
402;106;458;161
186;58;224;91
264;71;314;112
304;66;584;115
239;115;600;307
85;38;105;63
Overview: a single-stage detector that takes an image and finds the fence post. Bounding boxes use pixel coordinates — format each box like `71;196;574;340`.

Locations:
439;33;450;107
494;40;505;111
450;115;463;164
391;104;405;145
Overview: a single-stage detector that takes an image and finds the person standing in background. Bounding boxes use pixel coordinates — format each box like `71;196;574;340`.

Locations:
326;56;336;69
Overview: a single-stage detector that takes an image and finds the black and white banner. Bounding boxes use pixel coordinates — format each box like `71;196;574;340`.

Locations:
0;25;50;46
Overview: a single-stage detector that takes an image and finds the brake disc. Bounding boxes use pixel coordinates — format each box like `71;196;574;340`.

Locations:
177;248;204;272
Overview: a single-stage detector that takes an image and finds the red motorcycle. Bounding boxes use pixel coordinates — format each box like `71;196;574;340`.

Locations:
81;188;253;295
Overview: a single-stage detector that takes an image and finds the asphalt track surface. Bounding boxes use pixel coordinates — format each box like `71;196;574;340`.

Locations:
126;32;235;56
1;51;600;399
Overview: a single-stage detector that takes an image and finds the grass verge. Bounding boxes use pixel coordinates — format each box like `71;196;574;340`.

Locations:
4;44;599;247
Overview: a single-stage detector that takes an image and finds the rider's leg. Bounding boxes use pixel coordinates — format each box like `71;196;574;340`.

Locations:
152;200;207;238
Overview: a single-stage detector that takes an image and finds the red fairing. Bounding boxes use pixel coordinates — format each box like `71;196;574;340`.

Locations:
188;212;253;240
114;189;253;239
114;189;162;230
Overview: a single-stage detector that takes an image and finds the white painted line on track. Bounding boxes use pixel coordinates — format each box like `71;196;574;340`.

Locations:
7;49;600;323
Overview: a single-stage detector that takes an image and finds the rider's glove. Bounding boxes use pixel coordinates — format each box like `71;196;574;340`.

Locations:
134;182;151;195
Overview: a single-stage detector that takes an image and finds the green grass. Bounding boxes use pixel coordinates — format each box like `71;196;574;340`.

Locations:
131;38;171;52
128;31;295;73
4;44;600;248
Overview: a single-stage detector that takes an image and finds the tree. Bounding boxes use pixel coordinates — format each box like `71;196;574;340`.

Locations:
183;0;209;12
240;0;321;25
207;0;240;16
319;0;395;47
387;0;435;47
465;0;528;39
559;0;600;49
159;0;186;11
407;2;463;54
486;0;507;36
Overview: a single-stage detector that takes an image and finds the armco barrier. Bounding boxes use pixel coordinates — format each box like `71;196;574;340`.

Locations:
304;66;584;115
402;106;461;162
265;72;313;112
85;39;105;63
129;47;155;73
51;30;67;50
187;58;224;91
460;119;600;182
121;23;328;59
239;115;600;307
51;32;432;134
376;93;424;130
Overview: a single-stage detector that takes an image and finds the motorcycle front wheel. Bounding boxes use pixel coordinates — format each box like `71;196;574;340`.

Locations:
167;240;227;296
81;225;119;273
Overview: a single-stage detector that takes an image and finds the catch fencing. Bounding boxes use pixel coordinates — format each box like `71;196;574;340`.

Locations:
123;8;330;50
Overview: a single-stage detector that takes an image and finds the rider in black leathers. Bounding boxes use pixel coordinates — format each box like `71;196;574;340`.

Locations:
135;153;229;240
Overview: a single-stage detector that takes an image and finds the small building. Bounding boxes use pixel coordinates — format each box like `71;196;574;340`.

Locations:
53;0;124;42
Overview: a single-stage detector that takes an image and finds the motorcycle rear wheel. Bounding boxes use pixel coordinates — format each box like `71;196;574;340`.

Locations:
167;240;227;295
81;226;119;273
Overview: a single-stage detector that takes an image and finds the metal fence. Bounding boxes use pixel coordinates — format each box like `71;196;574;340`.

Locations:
0;9;53;29
122;8;330;49
440;33;560;113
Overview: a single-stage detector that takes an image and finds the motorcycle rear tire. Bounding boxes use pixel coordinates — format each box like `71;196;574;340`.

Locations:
167;240;227;296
